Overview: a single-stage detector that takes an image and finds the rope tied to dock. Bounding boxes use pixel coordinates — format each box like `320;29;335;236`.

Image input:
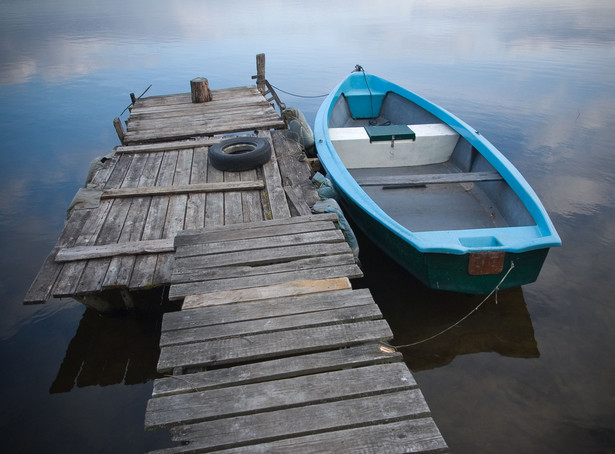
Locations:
268;83;329;99
394;261;516;349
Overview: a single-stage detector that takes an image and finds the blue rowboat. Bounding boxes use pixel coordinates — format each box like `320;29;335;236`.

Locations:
314;67;561;294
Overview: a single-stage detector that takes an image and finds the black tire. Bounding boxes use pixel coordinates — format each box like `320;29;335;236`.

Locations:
209;137;272;171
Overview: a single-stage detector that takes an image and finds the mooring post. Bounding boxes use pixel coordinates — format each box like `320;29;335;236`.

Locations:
255;53;266;94
113;117;125;144
190;77;212;103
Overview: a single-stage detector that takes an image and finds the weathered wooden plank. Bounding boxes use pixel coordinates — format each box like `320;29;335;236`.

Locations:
163;390;429;452
103;152;134;190
174;216;339;248
163;288;373;332
171;253;357;284
174;229;346;260
154;148;192;285
129;150;178;289
160;304;383;347
108;151;164;288
152;343;401;397
24;209;91;303
223;170;243;225
123;117;285;144
204;150;224;227
285;185;312;216
52;199;114;296
273;129;321;209
184;147;208;230
133;86;260;109
55;239;175;262
76;151;150;294
130;87;265;112
152;418;448;454
175;212;338;242
146;362;411;428
180;277;352;308
173;241;352;275
169;263;363;299
261;130;291;219
127;105;277;131
156;319;393;372
240;168;263;222
355;171;504;186
115;138;222;154
101;180;264;199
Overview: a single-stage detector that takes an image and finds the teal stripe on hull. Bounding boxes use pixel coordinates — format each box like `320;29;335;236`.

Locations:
339;190;549;294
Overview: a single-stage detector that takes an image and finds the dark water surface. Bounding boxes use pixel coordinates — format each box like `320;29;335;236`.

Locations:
1;1;614;452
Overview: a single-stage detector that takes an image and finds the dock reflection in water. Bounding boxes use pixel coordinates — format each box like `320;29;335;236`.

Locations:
49;292;175;394
353;228;539;371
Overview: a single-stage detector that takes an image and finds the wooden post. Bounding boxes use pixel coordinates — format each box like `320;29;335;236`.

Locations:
190;77;212;103
113;117;125;144
255;53;266;94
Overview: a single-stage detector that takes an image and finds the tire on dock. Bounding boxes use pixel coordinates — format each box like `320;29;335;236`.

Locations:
209;137;271;171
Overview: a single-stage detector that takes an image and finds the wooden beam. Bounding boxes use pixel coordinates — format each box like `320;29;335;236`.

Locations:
181;277;352;309
55;238;175;262
355;171;503;187
101;180;264;199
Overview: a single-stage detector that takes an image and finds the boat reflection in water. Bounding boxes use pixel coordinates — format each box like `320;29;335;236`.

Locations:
353;228;539;372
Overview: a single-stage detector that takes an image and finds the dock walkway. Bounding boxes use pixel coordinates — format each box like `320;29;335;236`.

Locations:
145;215;447;453
24;61;448;452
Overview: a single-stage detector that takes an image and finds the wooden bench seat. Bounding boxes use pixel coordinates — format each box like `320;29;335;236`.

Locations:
354;171;503;187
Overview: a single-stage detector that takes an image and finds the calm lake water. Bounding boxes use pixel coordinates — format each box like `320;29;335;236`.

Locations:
1;0;614;452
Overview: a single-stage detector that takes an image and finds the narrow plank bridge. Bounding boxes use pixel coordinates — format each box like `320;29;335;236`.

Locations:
25;56;448;453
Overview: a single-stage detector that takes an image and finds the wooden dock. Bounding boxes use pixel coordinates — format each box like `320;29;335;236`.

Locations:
25;57;448;452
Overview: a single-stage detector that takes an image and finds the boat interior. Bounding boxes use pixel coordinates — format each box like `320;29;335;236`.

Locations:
328;91;536;233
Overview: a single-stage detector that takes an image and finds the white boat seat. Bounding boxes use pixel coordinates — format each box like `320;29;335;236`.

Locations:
329;123;460;168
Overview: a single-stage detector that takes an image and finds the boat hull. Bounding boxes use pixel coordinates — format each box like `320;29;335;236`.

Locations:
336;187;549;293
314;70;560;294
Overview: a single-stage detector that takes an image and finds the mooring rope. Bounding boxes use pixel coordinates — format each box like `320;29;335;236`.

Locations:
269;83;329;99
393;261;516;349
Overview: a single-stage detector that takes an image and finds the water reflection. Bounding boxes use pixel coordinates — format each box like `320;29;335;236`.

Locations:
50;308;164;393
353;228;539;371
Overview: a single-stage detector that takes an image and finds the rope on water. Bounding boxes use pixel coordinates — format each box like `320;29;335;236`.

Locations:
269;83;329;99
393;261;516;349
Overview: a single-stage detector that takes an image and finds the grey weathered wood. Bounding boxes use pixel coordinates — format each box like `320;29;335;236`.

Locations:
113;117;125;143
129;150;177;289
273;129;320;209
100;180;264;199
157;319;393;372
151;418;448;454
173;214;338;247
172;253;356;285
162;288;373;331
160;304;383;347
254;53;266;94
175;229;345;259
173;240;351;273
23;209;91;303
146;362;412;429
183;146;208;229
260;130;291;219
115;137;222;154
355;171;503;186
55;239;175;262
107;151;164;288
168;262;363;299
240;168;263;222
152;343;401;397
164;390;428;450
